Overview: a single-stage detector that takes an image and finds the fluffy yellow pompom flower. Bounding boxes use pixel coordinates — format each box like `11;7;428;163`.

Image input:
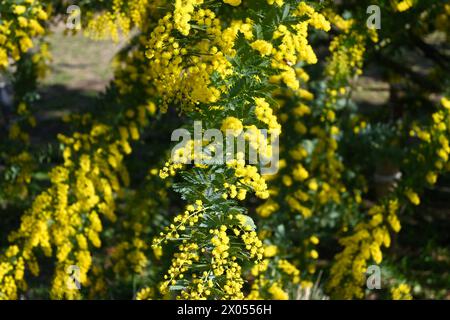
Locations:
37;9;48;20
310;249;319;259
13;5;27;15
223;0;242;6
308;179;318;191
310;235;320;245
254;97;281;135
29;19;45;34
264;245;278;258
267;0;284;6
18;17;28;27
136;287;154;300
0;49;8;68
19;37;34;52
251;40;273;56
391;283;413;300
426;172;437;185
268;283;289;300
405;189;420;206
395;0;414;12
442;97;450;110
221;117;243;137
292;164;309;181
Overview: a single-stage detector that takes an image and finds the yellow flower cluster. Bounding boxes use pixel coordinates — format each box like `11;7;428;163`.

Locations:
264;245;278;258
111;240;148;275
159;242;200;294
150;201;265;298
324;10;354;32
391;283;413;300
405;188;420;206
292;163;309;181
221;116;244;137
0;0;48;68
278;259;301;284
407;96;450;194
85;0;152;41
221;19;254;54
254;97;281;135
268;282;289;300
251;40;273;57
174;0;204;36
286;194;311;218
247;252;304;300
160;157;189;179
239;229;264;260
223;0;241;6
210;226;246;299
256;42;349;230
1;0;446;302
0;88;156;298
152;200;205;247
226;154;269;199
409;98;450;167
267;0;284;6
328;201;399;299
0;3;53;204
327;95;450;299
3;151;35;200
145;9;232;111
256;199;279;218
327;31;366;80
223;182;247;201
243;125;274;159
392;0;414;12
211;226;231;274
136;287;154;300
269;3;330;91
168;0;243;27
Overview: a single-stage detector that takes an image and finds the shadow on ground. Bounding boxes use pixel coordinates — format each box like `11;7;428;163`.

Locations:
31;84;100;144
